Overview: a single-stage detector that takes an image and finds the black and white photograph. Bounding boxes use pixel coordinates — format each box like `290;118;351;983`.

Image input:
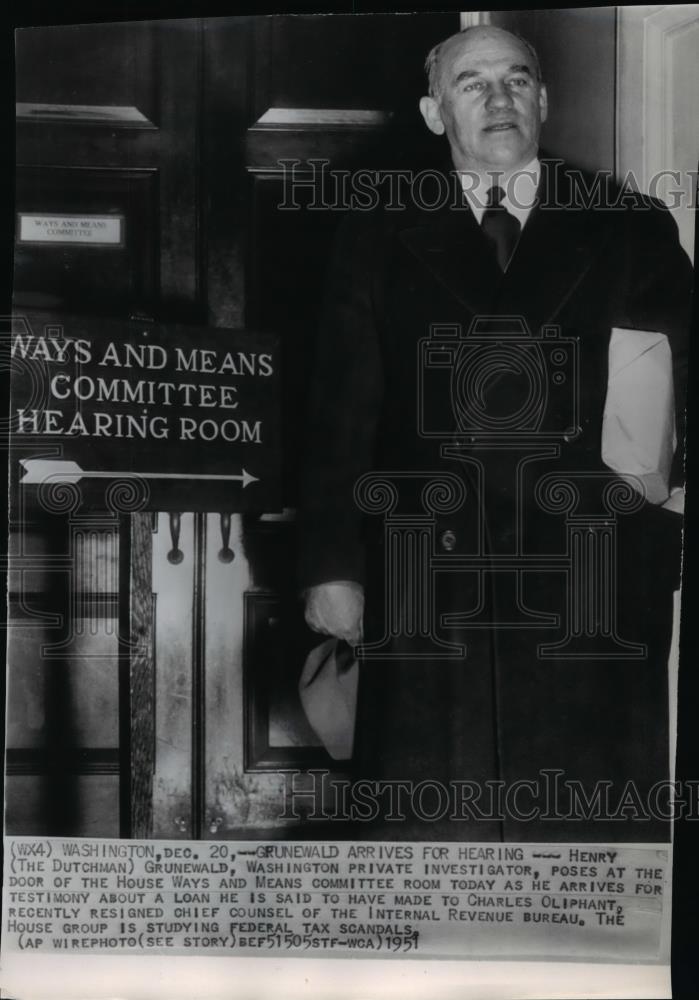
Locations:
2;5;698;997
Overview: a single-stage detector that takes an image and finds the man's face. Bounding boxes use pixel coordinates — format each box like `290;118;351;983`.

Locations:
420;28;548;174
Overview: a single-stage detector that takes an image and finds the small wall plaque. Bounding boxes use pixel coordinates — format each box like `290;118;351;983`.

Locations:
17;213;125;247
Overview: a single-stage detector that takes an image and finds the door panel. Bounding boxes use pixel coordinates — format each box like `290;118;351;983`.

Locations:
15;165;158;315
15;22;159;121
202;513;299;837
15;19;202;321
152;513;195;839
617;4;699;260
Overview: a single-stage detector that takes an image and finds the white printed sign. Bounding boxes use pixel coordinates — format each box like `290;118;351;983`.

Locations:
17;214;124;246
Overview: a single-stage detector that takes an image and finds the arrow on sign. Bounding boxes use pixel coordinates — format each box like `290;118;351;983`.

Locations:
19;458;259;489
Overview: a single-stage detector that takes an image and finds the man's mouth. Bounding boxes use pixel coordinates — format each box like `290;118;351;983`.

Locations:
483;122;518;132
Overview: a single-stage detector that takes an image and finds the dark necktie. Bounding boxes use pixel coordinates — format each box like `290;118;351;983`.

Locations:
481;185;521;271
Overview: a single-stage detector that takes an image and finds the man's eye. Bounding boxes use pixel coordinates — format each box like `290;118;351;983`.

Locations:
463;81;485;92
507;77;529;88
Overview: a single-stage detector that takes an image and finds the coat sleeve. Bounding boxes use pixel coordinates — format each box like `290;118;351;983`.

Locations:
622;201;694;490
296;211;385;589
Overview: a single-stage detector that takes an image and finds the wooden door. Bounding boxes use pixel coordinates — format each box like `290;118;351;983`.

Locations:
150;12;459;839
9;11;464;840
8;18;202;837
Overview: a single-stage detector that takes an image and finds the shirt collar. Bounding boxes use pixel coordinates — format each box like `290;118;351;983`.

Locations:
460;157;541;228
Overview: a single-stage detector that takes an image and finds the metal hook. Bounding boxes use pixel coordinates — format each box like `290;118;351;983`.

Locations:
167;512;184;564
218;512;235;563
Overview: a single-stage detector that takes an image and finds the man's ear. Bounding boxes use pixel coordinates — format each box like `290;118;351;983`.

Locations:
539;84;548;124
419;95;446;136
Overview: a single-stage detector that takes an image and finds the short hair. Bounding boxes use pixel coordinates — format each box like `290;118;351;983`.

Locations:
425;27;543;99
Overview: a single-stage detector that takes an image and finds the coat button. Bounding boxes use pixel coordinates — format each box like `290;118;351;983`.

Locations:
440;529;457;552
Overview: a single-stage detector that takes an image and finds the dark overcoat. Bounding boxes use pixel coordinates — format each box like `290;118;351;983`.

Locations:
298;159;693;841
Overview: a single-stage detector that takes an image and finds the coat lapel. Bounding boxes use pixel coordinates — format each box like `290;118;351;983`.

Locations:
398;176;502;317
397;160;606;333
498;162;601;333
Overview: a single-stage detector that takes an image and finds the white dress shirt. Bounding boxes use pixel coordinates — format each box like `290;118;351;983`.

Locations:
460;157;541;229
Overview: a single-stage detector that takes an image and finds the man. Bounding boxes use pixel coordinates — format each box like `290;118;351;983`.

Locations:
298;26;692;840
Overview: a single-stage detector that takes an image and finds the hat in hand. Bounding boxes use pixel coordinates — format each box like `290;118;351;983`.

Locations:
298;638;358;760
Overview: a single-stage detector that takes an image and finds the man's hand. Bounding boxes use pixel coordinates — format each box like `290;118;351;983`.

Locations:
304;581;364;643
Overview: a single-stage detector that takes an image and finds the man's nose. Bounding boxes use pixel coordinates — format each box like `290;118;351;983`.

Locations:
486;82;514;109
